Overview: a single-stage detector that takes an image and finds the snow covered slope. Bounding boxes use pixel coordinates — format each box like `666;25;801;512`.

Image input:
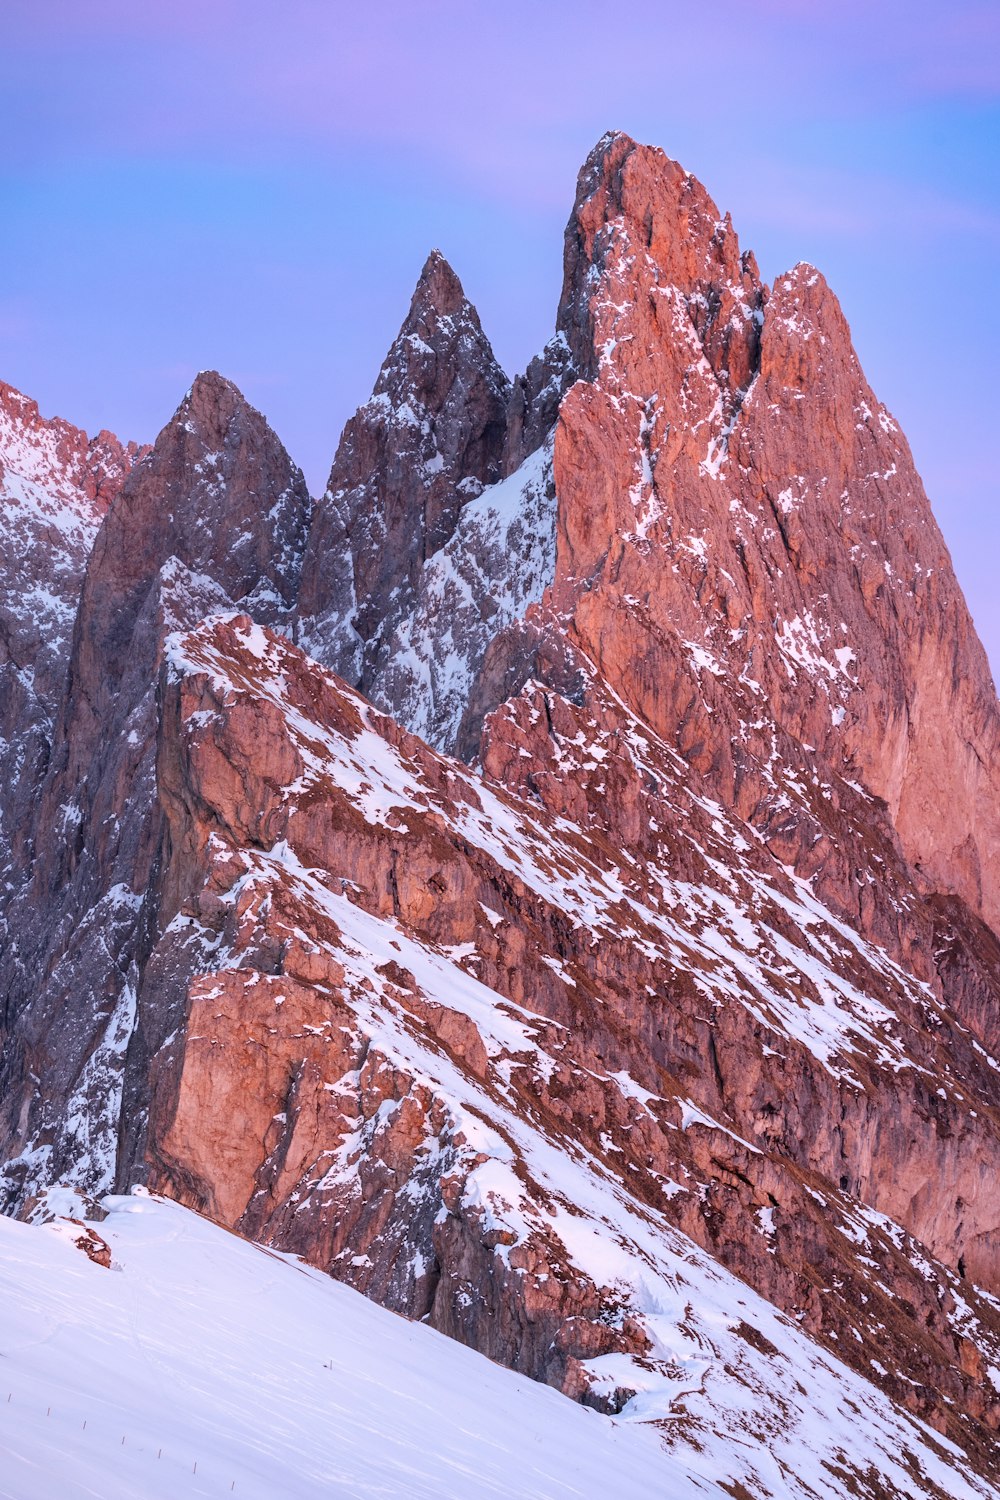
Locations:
367;438;556;752
2;1192;996;1500
99;613;997;1498
0;1191;691;1500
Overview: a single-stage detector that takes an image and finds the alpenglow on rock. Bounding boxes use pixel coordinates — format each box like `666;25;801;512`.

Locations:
2;132;1000;1499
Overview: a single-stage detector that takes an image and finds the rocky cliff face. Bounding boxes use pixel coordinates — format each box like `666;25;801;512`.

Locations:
531;133;1000;936
297;251;574;755
297;252;512;693
0;373;311;1208
138;613;1000;1484
0;381;145;888
3;133;1000;1497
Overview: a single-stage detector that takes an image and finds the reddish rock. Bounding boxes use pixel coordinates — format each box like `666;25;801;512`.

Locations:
67;1221;113;1268
129;615;1000;1473
525;133;1000;938
3;130;1000;1496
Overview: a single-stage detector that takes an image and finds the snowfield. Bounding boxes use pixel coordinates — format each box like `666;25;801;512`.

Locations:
0;1192;694;1500
2;1189;995;1500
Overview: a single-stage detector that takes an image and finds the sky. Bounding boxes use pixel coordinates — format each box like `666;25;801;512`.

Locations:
3;0;999;671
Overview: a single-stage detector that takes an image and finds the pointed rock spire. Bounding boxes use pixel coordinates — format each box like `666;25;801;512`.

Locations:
557;130;764;404
297;250;511;689
502;131;1000;937
410;247;468;321
67;371;312;742
0;370;314;1210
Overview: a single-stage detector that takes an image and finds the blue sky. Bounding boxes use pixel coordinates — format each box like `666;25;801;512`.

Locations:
3;1;998;670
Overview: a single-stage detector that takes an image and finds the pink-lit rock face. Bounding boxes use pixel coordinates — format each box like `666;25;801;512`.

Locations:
538;133;1000;935
3;132;1000;1494
141;615;1000;1477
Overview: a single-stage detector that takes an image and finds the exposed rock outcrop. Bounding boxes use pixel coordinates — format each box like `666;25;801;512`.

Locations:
297;251;511;689
297;253;574;756
3;129;1000;1499
502;132;1000;938
0;380;145;885
0;373;312;1209
139;615;1000;1479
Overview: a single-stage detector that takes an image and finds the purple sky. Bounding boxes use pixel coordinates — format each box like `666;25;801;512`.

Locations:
4;1;999;672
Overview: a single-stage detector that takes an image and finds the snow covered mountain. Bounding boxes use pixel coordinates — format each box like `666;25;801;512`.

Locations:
2;132;1000;1497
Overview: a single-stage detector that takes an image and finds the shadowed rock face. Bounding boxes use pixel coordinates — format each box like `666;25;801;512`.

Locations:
0;380;146;885
3;132;1000;1496
0;372;312;1210
297;251;511;688
63;370;311;783
296;251;571;758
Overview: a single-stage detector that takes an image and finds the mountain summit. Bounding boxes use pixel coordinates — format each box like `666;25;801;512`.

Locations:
297;247;511;694
2;134;999;1496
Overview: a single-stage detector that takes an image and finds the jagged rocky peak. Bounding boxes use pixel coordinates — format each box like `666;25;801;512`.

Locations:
557;129;764;405
0;369;315;1213
296;249;511;688
0;379;147;979
5;132;1000;1499
407;246;474;337
361;246;512;540
140;369;312;619
354;247;508;444
299;136;769;752
49;367;313;878
466;129;1000;935
58;368;312;785
0;376;146;515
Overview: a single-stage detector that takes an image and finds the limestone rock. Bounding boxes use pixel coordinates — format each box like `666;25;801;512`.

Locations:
523;132;1000;937
297;251;510;689
0;379;145;886
137;615;1000;1474
3;128;1000;1496
0;374;312;1211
